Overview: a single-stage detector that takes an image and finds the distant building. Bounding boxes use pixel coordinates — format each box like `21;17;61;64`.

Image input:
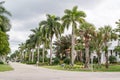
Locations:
91;40;120;64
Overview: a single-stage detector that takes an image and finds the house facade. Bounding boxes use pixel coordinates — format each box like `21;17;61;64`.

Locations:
91;40;120;64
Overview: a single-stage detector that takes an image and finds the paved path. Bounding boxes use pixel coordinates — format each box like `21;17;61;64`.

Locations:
0;62;120;80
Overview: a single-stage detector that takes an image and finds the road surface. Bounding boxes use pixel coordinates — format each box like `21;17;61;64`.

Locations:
0;62;120;80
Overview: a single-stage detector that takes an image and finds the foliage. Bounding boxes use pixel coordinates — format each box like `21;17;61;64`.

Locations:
53;57;60;65
0;61;4;64
93;57;98;63
0;1;11;32
63;57;71;64
54;35;71;58
109;56;117;63
114;46;120;52
0;31;10;55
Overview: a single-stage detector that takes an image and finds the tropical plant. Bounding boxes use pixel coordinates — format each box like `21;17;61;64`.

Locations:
40;14;61;64
62;6;86;65
115;19;120;46
54;35;71;59
79;22;95;68
99;25;117;68
0;1;11;32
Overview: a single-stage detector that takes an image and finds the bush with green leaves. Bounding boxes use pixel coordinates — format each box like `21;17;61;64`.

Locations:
0;61;4;64
53;57;60;65
63;57;71;64
109;55;117;63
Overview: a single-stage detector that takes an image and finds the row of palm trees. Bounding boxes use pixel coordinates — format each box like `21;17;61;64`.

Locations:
12;6;120;69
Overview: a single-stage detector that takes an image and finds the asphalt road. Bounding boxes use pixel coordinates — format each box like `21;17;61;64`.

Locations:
0;62;120;80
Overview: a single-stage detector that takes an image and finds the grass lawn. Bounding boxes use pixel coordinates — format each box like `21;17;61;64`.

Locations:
94;64;120;72
0;64;13;72
42;64;120;72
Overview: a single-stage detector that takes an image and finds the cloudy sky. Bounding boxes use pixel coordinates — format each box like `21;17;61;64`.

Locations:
3;0;120;53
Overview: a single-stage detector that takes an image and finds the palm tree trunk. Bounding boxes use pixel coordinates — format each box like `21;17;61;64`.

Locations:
71;25;75;65
105;51;109;68
29;51;31;62
37;46;40;63
97;54;101;68
50;37;53;65
84;37;90;68
42;44;45;63
31;49;34;62
80;50;83;62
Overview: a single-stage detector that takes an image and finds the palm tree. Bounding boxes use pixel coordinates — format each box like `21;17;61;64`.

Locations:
99;25;117;68
19;43;26;62
0;1;11;32
115;19;120;46
54;35;72;59
90;30;104;67
40;14;61;65
31;27;42;63
39;25;49;63
79;22;95;68
62;6;86;65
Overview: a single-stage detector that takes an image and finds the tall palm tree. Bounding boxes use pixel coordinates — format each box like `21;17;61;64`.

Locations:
19;43;26;62
79;22;95;68
90;30;104;67
39;25;49;63
31;27;42;63
40;14;61;64
0;1;11;32
115;19;120;46
62;6;86;65
99;25;117;68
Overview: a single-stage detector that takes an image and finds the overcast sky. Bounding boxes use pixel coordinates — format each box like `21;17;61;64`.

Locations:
3;0;120;53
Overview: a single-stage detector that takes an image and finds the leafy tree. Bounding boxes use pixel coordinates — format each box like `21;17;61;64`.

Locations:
0;1;11;32
40;14;61;64
62;6;86;65
54;35;71;59
0;31;10;61
79;22;95;68
99;25;117;68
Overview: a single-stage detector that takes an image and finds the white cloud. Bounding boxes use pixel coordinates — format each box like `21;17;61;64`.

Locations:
3;0;120;53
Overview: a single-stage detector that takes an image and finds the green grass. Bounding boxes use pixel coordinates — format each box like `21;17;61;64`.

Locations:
0;64;13;72
42;64;120;72
93;64;120;72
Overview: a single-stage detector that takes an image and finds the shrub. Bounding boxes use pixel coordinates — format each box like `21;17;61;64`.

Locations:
39;57;49;62
93;57;98;63
26;61;36;64
109;55;117;64
63;57;71;64
0;61;4;64
75;62;84;65
53;57;60;65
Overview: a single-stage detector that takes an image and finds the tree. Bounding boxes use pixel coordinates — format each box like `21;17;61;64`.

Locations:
0;31;10;62
99;25;117;68
0;1;11;32
54;35;71;59
40;14;61;64
79;22;95;68
115;19;120;46
30;27;42;63
62;6;86;65
90;30;104;67
38;25;49;63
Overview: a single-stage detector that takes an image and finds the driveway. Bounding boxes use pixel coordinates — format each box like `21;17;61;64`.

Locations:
0;62;120;80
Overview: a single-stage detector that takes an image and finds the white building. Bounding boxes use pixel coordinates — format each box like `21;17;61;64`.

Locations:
91;40;120;64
